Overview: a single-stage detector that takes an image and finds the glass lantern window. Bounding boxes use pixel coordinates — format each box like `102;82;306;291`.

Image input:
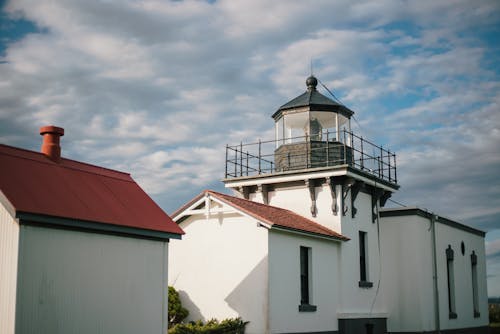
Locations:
276;117;284;144
284;112;309;143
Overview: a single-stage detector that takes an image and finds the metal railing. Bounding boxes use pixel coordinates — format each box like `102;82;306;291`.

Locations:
225;129;397;185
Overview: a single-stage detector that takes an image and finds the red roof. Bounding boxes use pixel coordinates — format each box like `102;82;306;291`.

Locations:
176;190;348;241
0;144;184;236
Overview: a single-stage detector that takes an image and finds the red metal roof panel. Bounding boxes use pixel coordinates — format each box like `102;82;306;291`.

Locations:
0;144;184;236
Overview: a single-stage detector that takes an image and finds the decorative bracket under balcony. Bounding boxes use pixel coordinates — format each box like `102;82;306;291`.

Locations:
380;191;392;207
326;176;342;215
257;184;269;205
371;188;384;223
350;181;363;218
239;186;250;200
305;179;317;217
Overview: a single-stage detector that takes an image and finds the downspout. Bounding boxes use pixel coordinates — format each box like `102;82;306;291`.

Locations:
430;214;441;333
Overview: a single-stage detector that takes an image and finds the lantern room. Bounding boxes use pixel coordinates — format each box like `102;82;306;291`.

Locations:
272;76;355;171
272;76;353;145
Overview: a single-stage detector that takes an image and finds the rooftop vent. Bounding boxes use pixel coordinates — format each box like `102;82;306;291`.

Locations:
40;125;64;162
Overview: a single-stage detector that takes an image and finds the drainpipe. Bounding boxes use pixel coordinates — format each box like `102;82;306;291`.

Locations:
430;214;441;333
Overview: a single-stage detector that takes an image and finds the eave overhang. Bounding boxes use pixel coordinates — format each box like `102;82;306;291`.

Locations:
272;89;354;120
17;212;182;241
270;224;349;242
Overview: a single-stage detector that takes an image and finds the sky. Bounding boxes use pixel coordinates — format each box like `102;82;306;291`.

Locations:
0;0;499;296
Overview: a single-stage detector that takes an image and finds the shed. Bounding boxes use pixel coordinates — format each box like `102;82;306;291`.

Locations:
0;126;183;334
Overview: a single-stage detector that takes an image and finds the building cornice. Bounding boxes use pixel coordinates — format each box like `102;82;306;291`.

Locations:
380;208;486;237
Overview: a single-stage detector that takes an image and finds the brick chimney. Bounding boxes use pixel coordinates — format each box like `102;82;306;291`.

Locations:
40;125;64;162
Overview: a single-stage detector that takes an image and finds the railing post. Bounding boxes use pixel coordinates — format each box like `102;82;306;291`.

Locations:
225;144;228;178
240;142;243;177
246;151;249;176
388;150;392;182
379;146;383;178
360;136;364;170
343;130;347;164
393;153;397;183
258;139;262;174
305;133;309;169
326;130;329;166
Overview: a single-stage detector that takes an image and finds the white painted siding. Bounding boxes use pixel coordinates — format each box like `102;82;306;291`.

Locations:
337;192;387;317
15;225;168;334
268;230;340;333
380;213;489;332
169;206;269;334
0;202;19;334
380;215;435;332
435;219;489;330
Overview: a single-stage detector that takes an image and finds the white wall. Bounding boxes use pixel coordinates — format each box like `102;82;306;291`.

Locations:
337;191;387;317
169;202;269;334
0;203;19;334
268;230;341;333
435;219;489;330
380;213;489;332
16;225;169;334
380;214;435;332
252;182;390;325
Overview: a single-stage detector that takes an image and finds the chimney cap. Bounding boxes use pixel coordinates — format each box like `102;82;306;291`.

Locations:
40;125;64;136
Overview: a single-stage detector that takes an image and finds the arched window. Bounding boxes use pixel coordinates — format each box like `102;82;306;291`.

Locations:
471;251;480;318
446;245;457;319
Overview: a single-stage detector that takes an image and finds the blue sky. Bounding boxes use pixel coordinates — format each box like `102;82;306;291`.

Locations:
1;0;499;296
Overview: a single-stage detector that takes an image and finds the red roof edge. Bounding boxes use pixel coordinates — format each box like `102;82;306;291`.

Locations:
190;190;349;241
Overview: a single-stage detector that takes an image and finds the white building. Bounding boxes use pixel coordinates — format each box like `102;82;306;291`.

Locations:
0;126;184;334
168;76;488;334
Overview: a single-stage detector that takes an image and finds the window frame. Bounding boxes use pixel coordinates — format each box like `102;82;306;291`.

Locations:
446;245;457;319
358;231;373;288
471;251;480;318
299;246;316;312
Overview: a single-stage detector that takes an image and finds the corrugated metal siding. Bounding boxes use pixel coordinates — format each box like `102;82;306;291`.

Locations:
16;225;168;334
0;203;20;334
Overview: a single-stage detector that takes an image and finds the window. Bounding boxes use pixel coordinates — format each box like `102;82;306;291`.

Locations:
471;251;480;318
446;245;457;319
299;246;316;312
359;231;373;288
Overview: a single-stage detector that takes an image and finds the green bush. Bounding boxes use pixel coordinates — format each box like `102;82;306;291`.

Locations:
491;303;500;324
168;286;189;328
168;317;249;334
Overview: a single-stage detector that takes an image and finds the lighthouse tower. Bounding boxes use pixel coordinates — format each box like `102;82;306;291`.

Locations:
223;75;398;232
223;76;399;330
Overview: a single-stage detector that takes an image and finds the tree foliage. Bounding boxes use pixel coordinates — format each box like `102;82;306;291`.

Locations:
169;286;189;328
168;318;249;334
491;303;500;324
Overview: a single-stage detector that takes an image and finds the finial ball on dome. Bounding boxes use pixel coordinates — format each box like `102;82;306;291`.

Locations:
306;75;318;90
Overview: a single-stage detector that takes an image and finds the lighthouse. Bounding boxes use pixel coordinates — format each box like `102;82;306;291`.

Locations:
169;75;488;334
223;75;398;231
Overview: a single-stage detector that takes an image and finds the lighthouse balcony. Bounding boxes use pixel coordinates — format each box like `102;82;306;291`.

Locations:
225;129;397;185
